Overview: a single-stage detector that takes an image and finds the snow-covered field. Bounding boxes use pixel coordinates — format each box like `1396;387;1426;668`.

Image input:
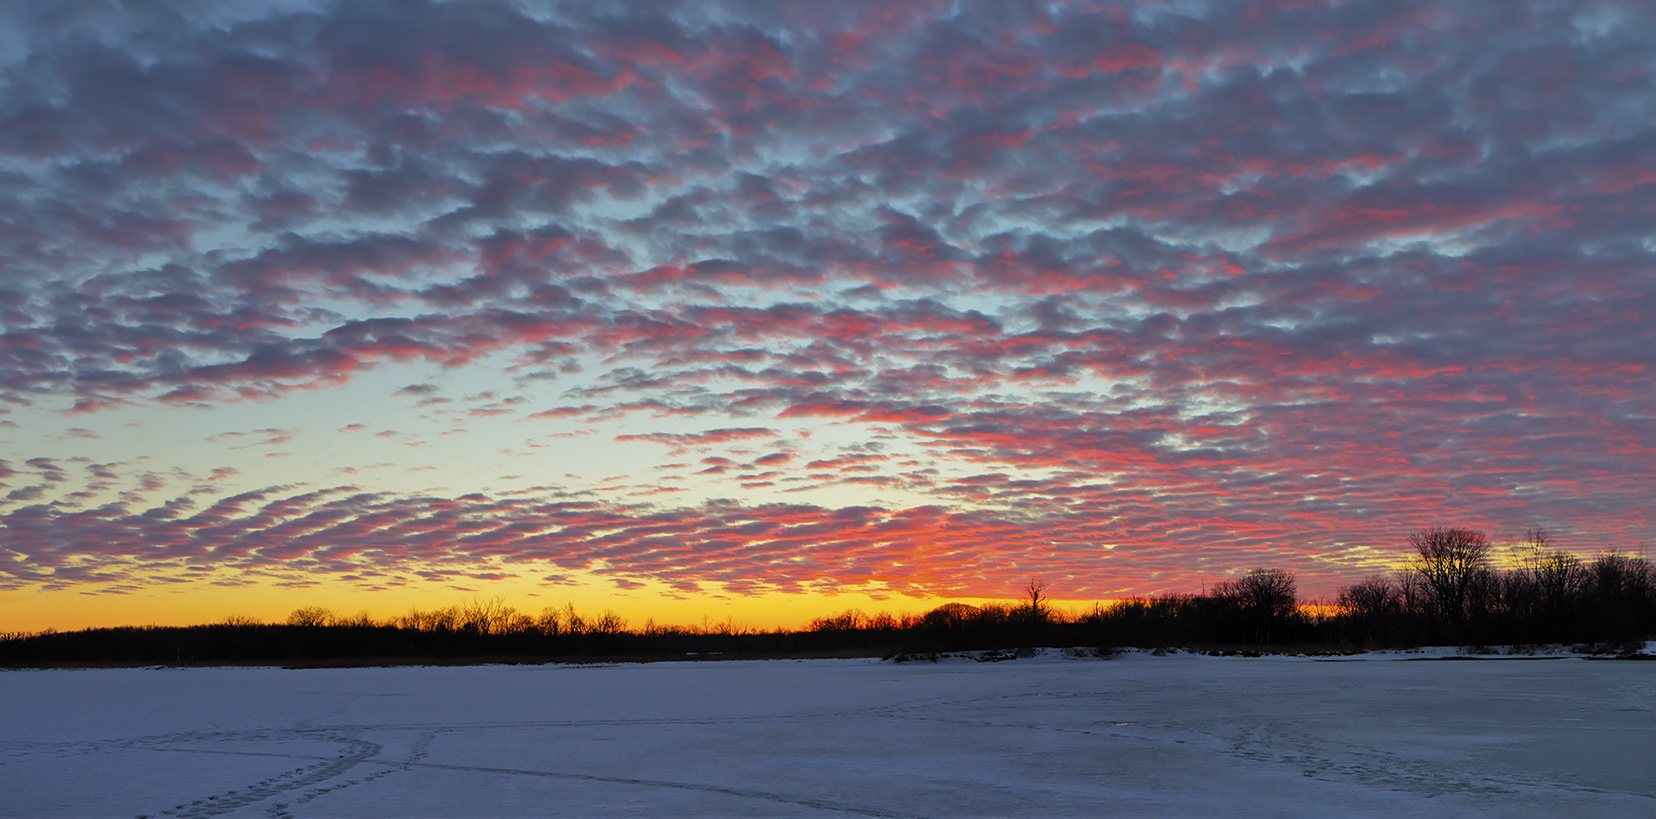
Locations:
3;649;1653;818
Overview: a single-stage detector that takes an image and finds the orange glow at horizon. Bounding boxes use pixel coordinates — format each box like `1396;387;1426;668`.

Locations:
4;581;1125;636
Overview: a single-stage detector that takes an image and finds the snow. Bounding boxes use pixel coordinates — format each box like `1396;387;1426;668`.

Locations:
3;649;1654;818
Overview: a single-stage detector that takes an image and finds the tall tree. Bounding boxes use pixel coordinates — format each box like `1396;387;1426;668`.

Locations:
1214;568;1299;643
1408;527;1492;624
1022;579;1051;623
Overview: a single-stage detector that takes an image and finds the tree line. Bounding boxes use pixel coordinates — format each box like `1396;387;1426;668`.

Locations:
1331;526;1654;647
1071;526;1653;650
3;527;1651;666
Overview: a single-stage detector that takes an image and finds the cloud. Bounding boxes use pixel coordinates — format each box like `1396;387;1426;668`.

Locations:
616;427;783;455
0;0;1652;597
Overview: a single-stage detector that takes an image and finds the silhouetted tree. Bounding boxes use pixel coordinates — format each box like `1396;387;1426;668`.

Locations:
339;610;377;628
590;609;628;636
286;606;336;627
809;610;868;631
1408;527;1492;626
1337;575;1401;646
532;606;565;635
1235;569;1297;618
866;612;898;630
1021;578;1051;623
920;603;978;628
1213;569;1298;643
459;596;510;635
1500;562;1542;628
1522;527;1589;632
1587;552;1655;641
563;602;587;634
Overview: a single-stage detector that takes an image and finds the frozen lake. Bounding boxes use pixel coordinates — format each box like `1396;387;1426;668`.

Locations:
3;650;1653;818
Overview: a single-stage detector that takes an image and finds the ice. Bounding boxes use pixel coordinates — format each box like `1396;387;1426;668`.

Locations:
3;650;1654;817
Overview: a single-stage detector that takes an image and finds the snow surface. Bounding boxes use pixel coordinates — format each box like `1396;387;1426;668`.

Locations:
3;649;1654;818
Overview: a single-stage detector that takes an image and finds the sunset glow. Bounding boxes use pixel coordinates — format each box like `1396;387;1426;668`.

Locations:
3;0;1654;632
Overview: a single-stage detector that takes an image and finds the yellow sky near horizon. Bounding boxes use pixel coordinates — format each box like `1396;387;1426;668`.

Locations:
2;580;1083;635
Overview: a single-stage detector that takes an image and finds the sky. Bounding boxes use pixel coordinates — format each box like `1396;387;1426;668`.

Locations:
3;0;1654;632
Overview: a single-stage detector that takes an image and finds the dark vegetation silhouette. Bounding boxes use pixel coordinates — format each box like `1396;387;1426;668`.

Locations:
4;528;1652;666
1332;527;1656;649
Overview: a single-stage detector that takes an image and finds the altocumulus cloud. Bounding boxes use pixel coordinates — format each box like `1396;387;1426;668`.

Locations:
0;0;1653;600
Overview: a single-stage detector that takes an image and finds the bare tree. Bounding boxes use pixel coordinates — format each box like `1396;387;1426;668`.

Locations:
1521;526;1589;624
286;606;336;627
1408;527;1492;623
1023;578;1051;622
500;608;534;635
1337;575;1401;644
809;609;868;631
1524;525;1554;552
1233;569;1298;619
533;606;564;635
340;609;377;627
1592;551;1654;600
428;605;460;632
920;602;978;628
1395;569;1428;619
563;602;587;634
1213;568;1298;643
459;596;509;635
1338;575;1400;619
1589;552;1655;639
590;609;628;635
